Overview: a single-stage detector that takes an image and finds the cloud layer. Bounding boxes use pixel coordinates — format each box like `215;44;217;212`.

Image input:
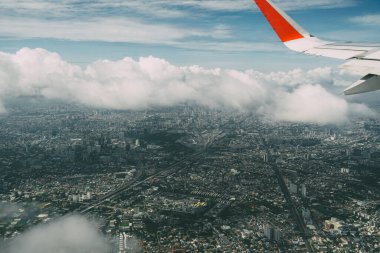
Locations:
350;14;380;26
0;0;357;16
0;48;375;125
0;0;359;50
4;215;110;253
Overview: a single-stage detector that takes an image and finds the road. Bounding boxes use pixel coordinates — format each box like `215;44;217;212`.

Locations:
273;165;316;253
76;151;204;214
259;134;316;253
74;124;231;215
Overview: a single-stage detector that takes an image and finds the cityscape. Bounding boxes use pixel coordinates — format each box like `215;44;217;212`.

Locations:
1;0;380;252
0;98;379;252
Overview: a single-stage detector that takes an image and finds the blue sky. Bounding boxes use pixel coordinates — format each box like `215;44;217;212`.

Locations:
0;0;380;71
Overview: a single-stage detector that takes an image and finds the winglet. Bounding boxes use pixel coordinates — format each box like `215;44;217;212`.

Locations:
344;74;380;95
254;0;328;53
254;0;309;42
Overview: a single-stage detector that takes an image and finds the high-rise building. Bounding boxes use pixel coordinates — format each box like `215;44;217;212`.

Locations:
118;233;140;253
301;184;307;197
273;228;281;242
264;225;281;242
289;183;297;195
264;225;274;240
263;153;269;163
302;208;312;225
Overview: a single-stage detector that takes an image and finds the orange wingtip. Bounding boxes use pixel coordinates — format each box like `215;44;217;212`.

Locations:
254;0;304;42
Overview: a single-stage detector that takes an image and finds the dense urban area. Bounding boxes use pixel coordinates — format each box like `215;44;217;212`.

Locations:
0;98;379;252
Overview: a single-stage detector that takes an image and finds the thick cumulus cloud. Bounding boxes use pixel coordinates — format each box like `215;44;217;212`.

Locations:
0;48;375;124
274;85;349;124
4;215;110;253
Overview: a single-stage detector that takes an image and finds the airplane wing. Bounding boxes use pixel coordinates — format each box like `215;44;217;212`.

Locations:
254;0;380;95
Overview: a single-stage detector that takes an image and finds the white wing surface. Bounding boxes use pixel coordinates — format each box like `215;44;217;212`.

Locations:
254;0;380;95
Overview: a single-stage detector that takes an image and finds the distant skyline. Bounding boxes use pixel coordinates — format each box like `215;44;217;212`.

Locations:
1;0;380;70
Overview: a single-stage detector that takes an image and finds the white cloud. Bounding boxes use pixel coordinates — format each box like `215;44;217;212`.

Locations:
4;215;110;253
88;1;188;19
172;41;282;52
0;0;359;50
273;84;349;124
0;0;357;15
0;17;258;51
0;0;63;12
349;14;380;26
164;0;356;12
0;48;375;125
243;67;358;91
0;17;199;45
272;0;357;11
